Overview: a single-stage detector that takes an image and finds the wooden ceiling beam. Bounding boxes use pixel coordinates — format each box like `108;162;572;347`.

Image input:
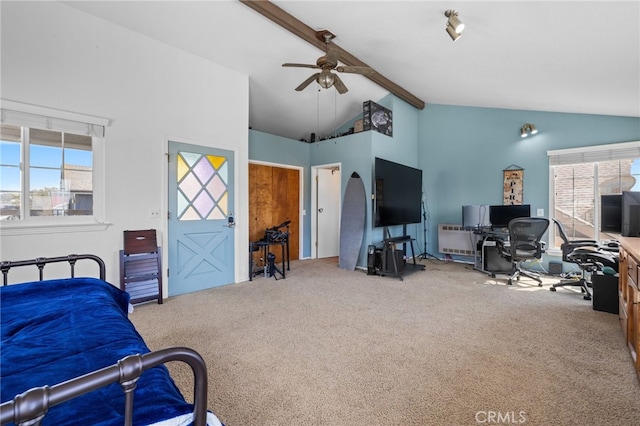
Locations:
240;0;425;110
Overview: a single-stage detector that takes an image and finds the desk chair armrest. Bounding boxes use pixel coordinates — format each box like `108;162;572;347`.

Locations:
567;240;599;247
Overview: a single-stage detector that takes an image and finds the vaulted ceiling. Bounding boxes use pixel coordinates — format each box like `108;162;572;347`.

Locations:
66;1;640;141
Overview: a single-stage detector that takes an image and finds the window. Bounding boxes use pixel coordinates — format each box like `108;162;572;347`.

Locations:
0;100;108;233
548;141;640;248
1;125;94;219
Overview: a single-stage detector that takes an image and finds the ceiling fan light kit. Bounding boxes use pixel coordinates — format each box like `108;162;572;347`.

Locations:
282;30;374;94
317;70;335;89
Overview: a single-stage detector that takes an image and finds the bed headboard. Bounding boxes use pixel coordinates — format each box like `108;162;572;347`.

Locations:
0;254;106;286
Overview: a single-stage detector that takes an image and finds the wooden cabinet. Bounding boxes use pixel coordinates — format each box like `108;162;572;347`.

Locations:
618;236;640;381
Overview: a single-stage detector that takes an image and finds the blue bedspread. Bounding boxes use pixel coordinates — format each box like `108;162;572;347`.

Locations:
1;278;194;425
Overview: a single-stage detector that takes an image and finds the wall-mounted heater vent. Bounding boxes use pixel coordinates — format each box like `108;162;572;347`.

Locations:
438;224;474;256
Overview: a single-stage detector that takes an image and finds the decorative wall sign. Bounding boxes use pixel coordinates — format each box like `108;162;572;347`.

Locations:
363;100;393;136
503;165;524;205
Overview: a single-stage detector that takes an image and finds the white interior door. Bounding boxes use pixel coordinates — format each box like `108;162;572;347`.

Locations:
316;167;341;258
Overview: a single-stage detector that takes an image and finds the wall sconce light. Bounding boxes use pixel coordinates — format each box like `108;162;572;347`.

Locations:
445;10;464;41
520;123;538;138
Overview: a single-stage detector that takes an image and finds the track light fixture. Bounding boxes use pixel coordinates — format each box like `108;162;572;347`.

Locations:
445;10;464;41
520;123;538;138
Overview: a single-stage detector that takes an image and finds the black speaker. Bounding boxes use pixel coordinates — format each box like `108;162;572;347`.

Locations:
601;194;622;233
592;272;619;314
367;245;382;275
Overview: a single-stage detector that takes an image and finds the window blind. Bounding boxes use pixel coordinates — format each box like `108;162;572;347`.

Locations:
0;99;109;138
547;141;640;165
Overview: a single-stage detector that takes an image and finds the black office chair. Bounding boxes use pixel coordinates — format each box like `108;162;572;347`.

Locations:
549;218;618;300
497;217;550;286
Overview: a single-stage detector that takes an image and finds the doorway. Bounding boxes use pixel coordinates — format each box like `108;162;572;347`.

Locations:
311;164;341;258
248;162;302;262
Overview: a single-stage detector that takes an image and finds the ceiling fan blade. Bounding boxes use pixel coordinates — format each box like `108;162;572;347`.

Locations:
295;73;320;91
282;63;320;69
333;74;348;94
336;65;375;76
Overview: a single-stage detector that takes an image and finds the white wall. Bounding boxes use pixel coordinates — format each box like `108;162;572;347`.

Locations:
0;1;250;287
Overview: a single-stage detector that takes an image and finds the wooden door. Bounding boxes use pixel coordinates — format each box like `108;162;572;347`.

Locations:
249;164;299;262
168;141;235;296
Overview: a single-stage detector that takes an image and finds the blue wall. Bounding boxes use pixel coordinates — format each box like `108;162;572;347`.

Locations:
309;132;372;264
418;105;640;258
249;97;640;266
249;130;311;166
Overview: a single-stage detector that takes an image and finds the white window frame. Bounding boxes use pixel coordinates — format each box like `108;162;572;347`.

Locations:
0;99;111;235
547;140;640;251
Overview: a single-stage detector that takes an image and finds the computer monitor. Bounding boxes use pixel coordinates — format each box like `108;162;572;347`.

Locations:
462;205;491;229
600;194;622;233
489;204;531;228
622;191;640;237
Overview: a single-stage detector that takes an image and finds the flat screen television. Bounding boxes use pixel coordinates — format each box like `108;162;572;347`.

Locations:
622;191;640;237
373;157;423;227
600;194;622;233
489;204;531;228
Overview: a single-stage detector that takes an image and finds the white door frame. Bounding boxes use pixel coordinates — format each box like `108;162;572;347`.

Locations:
249;160;305;261
311;163;342;258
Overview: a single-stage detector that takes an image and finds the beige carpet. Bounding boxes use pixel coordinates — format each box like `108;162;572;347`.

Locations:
130;258;640;425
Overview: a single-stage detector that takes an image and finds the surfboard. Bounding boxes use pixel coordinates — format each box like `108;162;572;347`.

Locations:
339;172;367;270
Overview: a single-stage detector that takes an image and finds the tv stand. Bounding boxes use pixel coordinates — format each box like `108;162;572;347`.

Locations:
378;226;425;280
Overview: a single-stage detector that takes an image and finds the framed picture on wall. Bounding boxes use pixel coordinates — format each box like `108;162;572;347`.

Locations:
503;166;524;205
363;100;393;137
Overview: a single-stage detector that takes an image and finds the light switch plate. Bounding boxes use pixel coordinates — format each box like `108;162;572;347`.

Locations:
536;208;544;217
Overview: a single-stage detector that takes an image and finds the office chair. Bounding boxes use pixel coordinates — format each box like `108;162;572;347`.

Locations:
497;217;550;286
549;218;618;300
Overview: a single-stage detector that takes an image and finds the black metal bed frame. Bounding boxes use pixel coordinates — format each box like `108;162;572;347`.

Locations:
0;348;208;426
0;254;106;286
0;255;209;426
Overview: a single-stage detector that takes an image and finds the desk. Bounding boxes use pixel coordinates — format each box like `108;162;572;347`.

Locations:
470;228;510;275
618;236;640;381
249;240;286;280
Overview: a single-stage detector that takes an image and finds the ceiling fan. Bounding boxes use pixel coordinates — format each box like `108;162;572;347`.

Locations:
282;31;375;94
